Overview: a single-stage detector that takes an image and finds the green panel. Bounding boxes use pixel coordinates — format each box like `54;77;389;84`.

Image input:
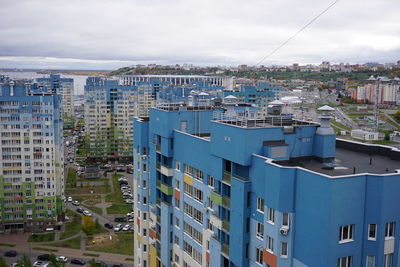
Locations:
210;191;222;205
160;184;173;195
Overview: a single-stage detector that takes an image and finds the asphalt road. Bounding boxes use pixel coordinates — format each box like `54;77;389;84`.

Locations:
0;247;131;267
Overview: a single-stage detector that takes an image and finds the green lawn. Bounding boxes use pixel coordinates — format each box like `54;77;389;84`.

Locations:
46;236;81;249
105;174;125;204
66;168;77;188
60;210;82;240
106;204;132;215
331;120;351;131
28;233;55;242
87;233;134;256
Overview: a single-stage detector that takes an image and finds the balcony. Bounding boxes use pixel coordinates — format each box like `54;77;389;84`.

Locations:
160;164;174;177
156;144;161;152
222;243;229;257
210;212;222;229
210;191;222;206
222;196;230;208
160;183;173;195
223;171;231;184
222;219;230;232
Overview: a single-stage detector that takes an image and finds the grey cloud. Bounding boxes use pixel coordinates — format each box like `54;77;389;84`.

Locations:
0;0;399;69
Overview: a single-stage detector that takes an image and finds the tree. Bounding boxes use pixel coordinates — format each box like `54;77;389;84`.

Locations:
0;256;8;267
16;255;32;267
394;109;400;122
82;216;96;235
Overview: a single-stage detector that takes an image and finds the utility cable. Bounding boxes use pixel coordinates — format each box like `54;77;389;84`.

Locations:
254;0;340;66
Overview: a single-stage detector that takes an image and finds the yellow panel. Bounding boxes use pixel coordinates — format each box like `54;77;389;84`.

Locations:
137;234;142;243
183;174;193;186
150;245;157;267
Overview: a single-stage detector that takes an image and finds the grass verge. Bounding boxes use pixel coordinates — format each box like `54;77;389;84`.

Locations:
105;174;125;204
46;236;81;249
60;210;82;240
28;233;55;242
86;233;134;256
67;168;77;188
106;204;132;215
0;243;16;247
33;247;58;252
82;253;99;257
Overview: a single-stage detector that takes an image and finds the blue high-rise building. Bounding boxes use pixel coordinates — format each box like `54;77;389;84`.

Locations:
0;79;65;232
133;101;400;267
37;74;74;128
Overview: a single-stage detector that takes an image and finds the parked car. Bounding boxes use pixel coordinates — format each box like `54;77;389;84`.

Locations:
83;210;92;216
94;261;108;267
76;208;84;213
126;212;134;217
33;261;49;267
111;264;124;267
70;258;86;265
72;200;80;206
4;251;17;257
104;223;113;229
67;196;73;202
56;256;68;262
120;186;129;190
117;177;126;182
125;199;133;204
114;224;123;232
128;218;134;222
37;254;50;261
122;224;131;231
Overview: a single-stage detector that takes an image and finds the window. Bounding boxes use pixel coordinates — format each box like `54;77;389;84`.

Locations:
384;253;393;267
176;161;181;171
143;244;147;252
368;224;376;240
281;242;288;257
267;208;275;224
366;255;375;267
385;222;395;238
207;175;215;188
256;222;264;239
267;236;274;253
257;198;264;212
339;225;354;243
338;256;352;267
282;212;290;227
255;248;263;264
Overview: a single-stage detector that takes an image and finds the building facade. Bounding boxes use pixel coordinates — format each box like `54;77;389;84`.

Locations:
0;79;65;232
133;103;400;267
37;74;75;128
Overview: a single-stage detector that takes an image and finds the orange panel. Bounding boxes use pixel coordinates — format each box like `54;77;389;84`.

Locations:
263;249;277;267
175;189;180;200
206;251;210;263
149;229;157;239
136;218;140;227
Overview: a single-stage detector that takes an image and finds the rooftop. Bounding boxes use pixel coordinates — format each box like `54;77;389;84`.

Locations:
276;141;400;177
215;117;316;128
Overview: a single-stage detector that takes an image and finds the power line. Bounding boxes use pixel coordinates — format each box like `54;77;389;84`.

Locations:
254;0;340;66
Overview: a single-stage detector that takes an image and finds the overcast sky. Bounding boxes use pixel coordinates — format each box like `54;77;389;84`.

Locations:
0;0;399;70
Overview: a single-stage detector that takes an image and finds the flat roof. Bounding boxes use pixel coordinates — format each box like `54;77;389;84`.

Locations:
216;117;317;128
276;147;400;177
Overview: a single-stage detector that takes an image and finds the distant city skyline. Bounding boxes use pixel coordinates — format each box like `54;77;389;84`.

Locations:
0;0;399;70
